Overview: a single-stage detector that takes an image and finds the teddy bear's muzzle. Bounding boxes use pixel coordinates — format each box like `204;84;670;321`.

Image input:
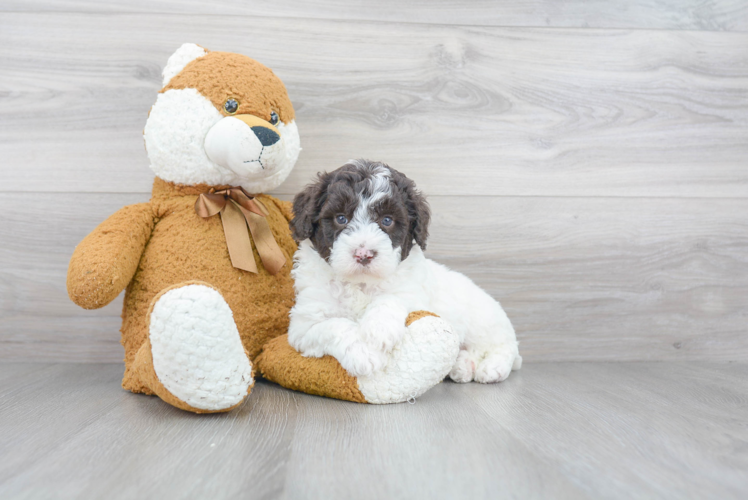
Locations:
231;114;281;145
204;114;283;175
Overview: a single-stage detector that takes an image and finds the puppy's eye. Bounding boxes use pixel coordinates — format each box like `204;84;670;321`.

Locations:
224;98;239;115
336;215;348;225
269;111;279;125
381;216;393;227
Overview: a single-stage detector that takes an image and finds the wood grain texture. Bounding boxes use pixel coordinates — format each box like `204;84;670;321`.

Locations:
2;7;747;364
2;193;746;362
1;362;747;499
0;193;149;362
1;13;747;197
2;0;747;31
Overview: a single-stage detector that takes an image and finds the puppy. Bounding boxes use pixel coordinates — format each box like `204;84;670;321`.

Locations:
288;159;521;383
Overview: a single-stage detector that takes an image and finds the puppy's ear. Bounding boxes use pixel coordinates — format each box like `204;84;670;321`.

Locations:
291;172;330;242
406;181;430;250
390;167;430;258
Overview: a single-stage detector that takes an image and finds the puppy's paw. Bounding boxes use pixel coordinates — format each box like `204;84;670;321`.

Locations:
339;342;388;377
449;349;478;383
474;346;519;384
361;321;407;353
360;315;408;354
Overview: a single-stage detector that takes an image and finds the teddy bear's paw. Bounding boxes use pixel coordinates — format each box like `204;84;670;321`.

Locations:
357;315;460;404
149;284;253;411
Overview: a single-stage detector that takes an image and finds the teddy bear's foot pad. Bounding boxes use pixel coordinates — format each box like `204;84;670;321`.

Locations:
356;313;460;404
145;283;253;412
257;311;459;404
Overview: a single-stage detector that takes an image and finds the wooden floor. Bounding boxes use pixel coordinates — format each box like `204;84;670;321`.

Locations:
1;362;746;499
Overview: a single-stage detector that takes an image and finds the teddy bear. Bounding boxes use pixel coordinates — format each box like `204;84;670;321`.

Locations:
66;44;459;413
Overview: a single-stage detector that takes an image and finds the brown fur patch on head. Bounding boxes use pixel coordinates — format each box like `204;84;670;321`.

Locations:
290;160;431;261
162;51;295;123
387;164;431;258
290;170;336;255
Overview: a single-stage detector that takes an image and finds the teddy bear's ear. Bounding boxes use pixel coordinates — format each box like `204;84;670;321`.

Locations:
161;43;209;87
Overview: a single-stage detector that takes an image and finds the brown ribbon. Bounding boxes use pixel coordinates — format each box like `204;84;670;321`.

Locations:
195;187;286;275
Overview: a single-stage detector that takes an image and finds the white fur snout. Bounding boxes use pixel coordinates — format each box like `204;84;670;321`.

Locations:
203;117;299;179
329;223;401;282
204;116;268;175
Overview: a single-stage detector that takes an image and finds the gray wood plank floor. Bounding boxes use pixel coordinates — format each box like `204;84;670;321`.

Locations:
1;362;746;499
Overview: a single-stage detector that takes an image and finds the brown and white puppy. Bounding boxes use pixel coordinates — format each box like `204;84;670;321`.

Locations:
288;160;521;382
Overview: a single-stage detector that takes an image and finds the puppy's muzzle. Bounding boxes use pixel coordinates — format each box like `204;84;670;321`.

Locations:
353;247;377;266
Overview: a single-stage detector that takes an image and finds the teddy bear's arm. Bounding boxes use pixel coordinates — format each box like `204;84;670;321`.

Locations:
67;203;156;310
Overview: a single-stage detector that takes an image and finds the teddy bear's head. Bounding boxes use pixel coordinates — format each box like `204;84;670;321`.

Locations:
144;43;301;193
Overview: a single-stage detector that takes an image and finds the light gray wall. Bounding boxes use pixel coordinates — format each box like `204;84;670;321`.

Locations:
1;2;747;362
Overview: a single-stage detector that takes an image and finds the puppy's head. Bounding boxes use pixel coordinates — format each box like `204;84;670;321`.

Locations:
291;159;430;281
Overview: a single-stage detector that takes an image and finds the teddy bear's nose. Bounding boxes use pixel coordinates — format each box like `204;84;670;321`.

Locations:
251;126;280;147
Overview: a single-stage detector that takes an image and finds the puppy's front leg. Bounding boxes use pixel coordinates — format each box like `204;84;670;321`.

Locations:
359;296;409;353
288;316;387;377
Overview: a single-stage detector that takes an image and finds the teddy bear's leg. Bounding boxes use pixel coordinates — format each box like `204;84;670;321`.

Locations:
257;311;460;404
131;282;254;413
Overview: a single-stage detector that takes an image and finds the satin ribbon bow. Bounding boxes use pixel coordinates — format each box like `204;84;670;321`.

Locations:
195;187;286;275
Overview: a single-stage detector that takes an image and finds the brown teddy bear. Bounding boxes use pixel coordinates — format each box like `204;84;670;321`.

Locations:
67;44;458;413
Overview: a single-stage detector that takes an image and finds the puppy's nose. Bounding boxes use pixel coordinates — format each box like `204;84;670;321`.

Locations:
251;126;280;146
353;248;377;266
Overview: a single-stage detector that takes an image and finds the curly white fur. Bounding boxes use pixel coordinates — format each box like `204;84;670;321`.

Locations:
290;240;522;383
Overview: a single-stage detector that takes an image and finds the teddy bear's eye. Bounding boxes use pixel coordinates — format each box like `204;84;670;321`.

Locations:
269;111;279;125
224;98;239;115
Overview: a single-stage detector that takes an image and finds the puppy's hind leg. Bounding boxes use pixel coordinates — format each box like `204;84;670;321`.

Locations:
449;342;521;384
448;348;480;383
452;298;521;383
474;343;521;383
